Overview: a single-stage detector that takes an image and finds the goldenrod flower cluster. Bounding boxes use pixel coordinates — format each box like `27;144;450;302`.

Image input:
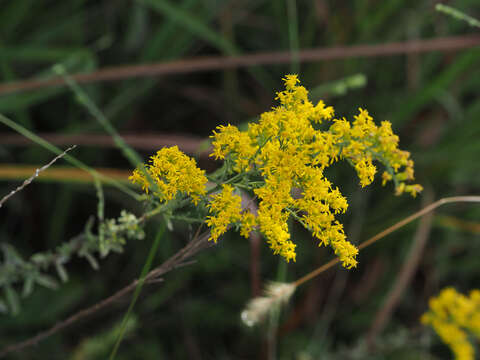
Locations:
129;75;421;269
421;287;480;360
129;146;207;205
209;75;421;267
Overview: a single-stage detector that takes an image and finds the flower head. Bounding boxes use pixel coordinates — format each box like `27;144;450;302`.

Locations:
129;146;207;205
422;288;480;360
207;75;422;267
206;184;243;242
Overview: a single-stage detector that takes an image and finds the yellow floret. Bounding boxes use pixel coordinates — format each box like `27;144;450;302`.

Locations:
206;184;243;242
129;146;207;204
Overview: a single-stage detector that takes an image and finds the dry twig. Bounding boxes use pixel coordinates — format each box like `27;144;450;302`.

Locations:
292;196;480;288
0;145;76;208
366;188;435;350
0;231;213;358
0;35;478;95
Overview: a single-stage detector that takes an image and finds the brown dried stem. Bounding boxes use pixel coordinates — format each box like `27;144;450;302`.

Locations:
293;195;480;288
0;35;479;95
0;231;213;358
366;189;435;349
0;145;76;208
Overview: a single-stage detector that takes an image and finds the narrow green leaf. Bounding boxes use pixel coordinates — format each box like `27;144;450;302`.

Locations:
138;0;273;89
22;277;35;298
35;274;59;290
54;65;144;167
139;0;237;55
0;0;36;38
81;251;100;270
0;113;141;199
1;244;25;266
286;0;300;73
0;46;88;63
436;4;480;28
393;49;480;125
5;285;20;315
0;298;8;314
55;262;69;283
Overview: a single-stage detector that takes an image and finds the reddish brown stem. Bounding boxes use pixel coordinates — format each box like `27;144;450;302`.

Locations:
0;35;479;95
293;196;480;288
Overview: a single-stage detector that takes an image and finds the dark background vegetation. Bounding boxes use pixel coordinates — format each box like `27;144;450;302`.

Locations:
1;0;480;359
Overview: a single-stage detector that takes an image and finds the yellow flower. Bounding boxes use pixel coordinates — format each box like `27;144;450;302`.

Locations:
206;74;421;267
130;75;421;268
254;177;296;262
354;159;376;187
336;107;421;195
422;287;480;360
240;212;257;239
129;146;207;204
210;124;258;172
206;184;243;242
283;74;300;90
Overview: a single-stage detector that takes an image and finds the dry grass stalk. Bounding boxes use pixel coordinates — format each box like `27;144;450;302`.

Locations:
0;145;76;208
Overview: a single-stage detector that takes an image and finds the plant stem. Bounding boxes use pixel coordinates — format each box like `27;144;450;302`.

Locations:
0;114;140;200
267;259;287;360
293;195;480;287
110;224;166;359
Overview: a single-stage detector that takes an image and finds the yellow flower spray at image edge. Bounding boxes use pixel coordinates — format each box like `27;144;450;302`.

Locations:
422;287;480;360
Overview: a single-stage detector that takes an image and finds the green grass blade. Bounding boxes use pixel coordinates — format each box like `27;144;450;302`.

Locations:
138;0;237;55
53;65;144;167
0;113;140;200
436;4;480;28
109;224;165;359
393;49;480;125
0;0;36;38
286;0;300;74
138;0;274;88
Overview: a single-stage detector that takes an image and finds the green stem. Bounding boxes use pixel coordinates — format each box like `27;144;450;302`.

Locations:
286;207;308;229
286;0;300;74
436;4;480;28
54;65;143;167
206;171;248;195
267;258;288;360
0;113;140;200
169;215;203;223
110;224;165;359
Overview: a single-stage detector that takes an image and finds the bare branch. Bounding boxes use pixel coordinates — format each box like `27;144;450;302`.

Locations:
0;145;76;208
366;189;435;350
0;230;213;358
0;35;479;95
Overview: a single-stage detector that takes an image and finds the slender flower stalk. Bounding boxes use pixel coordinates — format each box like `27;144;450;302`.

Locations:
240;195;480;326
294;195;480;287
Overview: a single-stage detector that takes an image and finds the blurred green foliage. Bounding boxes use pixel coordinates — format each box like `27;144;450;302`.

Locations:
0;0;480;359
